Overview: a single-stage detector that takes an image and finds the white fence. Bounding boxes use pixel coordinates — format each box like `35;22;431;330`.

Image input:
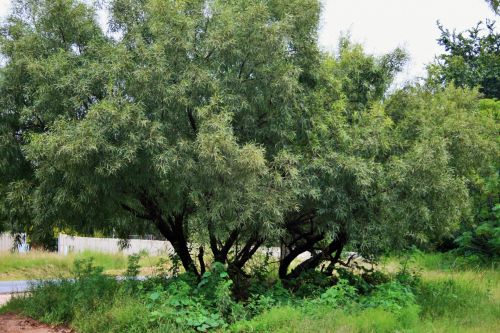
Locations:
58;234;174;256
0;233;15;252
57;234;314;260
5;233;310;261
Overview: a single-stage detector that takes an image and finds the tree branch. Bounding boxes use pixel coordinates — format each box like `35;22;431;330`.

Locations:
187;108;197;133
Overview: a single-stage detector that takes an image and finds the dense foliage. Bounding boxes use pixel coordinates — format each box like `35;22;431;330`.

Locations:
0;3;498;332
428;12;500;261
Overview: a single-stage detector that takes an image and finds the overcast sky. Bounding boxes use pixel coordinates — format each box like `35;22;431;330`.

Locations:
0;0;497;83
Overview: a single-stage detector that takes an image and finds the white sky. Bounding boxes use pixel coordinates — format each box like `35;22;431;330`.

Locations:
319;0;497;84
0;0;497;83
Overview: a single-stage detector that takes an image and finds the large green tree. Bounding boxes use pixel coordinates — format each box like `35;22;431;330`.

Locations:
427;4;500;258
0;0;318;275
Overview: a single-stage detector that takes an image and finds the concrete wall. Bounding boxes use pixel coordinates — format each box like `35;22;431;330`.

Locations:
0;233;15;252
58;233;174;256
56;234;312;261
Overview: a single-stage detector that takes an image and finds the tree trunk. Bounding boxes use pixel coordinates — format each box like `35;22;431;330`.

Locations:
149;208;198;276
278;234;324;279
284;231;347;281
166;214;199;276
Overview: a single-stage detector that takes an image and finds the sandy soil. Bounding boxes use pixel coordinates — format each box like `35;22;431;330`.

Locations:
0;314;73;333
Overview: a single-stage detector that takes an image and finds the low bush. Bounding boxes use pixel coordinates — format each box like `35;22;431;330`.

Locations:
13;258;118;324
361;281;417;313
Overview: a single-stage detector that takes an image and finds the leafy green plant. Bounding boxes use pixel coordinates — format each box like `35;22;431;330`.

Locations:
145;263;236;331
125;254;141;278
313;279;357;307
361;282;417;313
336;267;373;295
287;270;334;298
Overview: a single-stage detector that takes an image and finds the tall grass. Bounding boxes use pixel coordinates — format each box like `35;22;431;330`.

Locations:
231;305;421;333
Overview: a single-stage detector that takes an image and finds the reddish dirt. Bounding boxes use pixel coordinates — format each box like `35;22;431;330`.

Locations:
0;314;73;333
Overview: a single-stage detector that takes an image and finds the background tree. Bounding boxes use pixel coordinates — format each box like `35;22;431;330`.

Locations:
277;41;498;279
428;20;500;99
427;8;500;259
0;0;108;245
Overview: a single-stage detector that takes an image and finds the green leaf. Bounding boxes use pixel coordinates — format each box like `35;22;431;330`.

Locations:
149;292;161;301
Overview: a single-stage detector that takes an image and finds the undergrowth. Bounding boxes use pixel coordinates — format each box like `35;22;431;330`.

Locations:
1;252;499;332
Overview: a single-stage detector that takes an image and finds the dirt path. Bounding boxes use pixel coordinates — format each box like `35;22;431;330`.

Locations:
0;314;73;333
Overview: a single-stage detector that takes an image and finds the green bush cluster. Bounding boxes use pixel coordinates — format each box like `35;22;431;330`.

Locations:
12;258;119;324
144;263;237;331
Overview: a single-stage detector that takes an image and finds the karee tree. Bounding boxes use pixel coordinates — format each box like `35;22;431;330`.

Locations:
0;0;318;275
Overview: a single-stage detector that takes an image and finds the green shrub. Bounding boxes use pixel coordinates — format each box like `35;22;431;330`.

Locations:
361;281;418;313
245;280;293;318
15;258;118;324
454;204;500;266
286;270;333;298
145;263;237;331
125;253;141;278
315;278;357;307
336;267;391;295
3;252;498;332
18;280;76;323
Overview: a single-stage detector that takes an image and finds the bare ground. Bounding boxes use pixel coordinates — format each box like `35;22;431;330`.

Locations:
0;314;73;333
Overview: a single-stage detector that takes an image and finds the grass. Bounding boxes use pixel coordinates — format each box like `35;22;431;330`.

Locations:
0;250;164;280
415;258;500;332
232;273;499;332
232;252;500;333
231;305;421;333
